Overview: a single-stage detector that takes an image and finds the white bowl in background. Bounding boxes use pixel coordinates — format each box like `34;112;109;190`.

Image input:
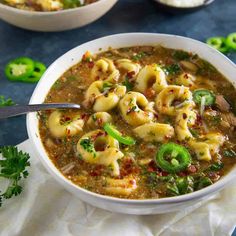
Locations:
27;33;236;214
0;0;117;32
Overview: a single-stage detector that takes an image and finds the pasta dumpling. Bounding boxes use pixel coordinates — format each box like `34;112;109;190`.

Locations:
91;58;120;83
176;73;196;87
77;130;124;176
104;176;137;196
175;105;197;141
48;110;84;138
189;132;225;161
85;81;126;112
87;112;112;128
155;85;194;116
133;122;174;142
135;64;167;93
119;91;154;126
116;59;141;78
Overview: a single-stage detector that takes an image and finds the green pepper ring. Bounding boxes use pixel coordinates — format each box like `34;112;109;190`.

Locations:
103;123;136;145
5;57;34;81
226;32;236;50
193;89;216;106
20;61;46;83
206;37;229;53
156;143;191;173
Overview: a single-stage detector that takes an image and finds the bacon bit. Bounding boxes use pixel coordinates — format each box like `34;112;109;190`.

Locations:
88;61;94;68
91;131;105;141
159;171;168;176
127;71;136;78
178;171;187;177
169;89;174;93
90;165;104;176
66;128;71;136
65;117;71;122
145;88;156;99
187;165;197;173
182;113;187;119
195;114;203;125
81;113;89;121
208;172;220;182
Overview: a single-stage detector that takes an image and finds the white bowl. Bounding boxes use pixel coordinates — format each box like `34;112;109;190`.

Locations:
27;33;236;215
0;0;117;32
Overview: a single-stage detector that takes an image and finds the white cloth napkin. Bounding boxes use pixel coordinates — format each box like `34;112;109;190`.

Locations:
0;140;236;236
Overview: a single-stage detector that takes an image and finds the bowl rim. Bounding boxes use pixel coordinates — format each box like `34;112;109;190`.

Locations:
0;0;109;15
27;32;236;205
153;0;215;9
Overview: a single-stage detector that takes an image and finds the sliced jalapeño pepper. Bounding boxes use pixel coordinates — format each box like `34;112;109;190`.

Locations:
103;123;136;145
5;57;34;81
226;32;236;50
206;37;229;53
21;61;46;83
193;89;216;106
156;143;191;173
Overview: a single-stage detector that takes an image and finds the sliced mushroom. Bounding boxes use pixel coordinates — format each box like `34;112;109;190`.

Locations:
216;95;230;112
221;112;236;126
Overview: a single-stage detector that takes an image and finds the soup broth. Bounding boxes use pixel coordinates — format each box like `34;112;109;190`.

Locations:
39;46;236;199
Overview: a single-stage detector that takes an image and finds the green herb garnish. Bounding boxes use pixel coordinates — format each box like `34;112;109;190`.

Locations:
0;96;15;107
80;138;96;157
163;64;181;75
0;146;30;207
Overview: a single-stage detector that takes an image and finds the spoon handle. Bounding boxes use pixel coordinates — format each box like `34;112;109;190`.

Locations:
0;103;80;119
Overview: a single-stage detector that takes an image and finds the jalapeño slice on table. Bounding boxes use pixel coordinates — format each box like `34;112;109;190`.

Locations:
5;57;34;81
206;37;229;53
156;143;191;173
21;61;46;83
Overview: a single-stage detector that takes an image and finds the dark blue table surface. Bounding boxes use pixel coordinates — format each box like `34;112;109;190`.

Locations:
0;0;236;234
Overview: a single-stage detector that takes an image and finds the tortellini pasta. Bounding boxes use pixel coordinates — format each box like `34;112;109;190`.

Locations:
119;91;154;126
155;85;194;116
77;130;124;176
133;122;174;142
87;112;112;128
48;110;84;138
104;176;137;196
189;133;225;161
175;73;196;87
175;105;197;141
135;64;167;93
91;58;120;83
116;59;141;77
85;81;126;112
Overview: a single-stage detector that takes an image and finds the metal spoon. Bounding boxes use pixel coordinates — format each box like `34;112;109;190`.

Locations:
0;103;81;119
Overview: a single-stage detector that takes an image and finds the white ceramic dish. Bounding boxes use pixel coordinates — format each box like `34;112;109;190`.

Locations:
27;33;236;215
0;0;117;32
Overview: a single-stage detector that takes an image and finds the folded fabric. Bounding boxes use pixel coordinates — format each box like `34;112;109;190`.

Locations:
0;140;236;236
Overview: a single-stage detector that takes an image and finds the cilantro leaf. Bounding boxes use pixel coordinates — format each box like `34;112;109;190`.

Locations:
0;146;30;207
0;95;15;107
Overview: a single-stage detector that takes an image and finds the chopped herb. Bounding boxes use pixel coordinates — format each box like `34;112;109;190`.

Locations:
163;64;181;75
223;149;236;158
189;128;199;138
122;76;133;91
209;162;224;171
0;146;30;207
132;52;146;61
80;138;96;157
0;95;15;107
195;176;212;190
173;51;190;61
102;82;113;92
166;183;179;196
92;114;97;122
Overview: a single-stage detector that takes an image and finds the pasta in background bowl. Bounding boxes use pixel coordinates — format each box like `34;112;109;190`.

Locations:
27;33;236;214
0;0;117;31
